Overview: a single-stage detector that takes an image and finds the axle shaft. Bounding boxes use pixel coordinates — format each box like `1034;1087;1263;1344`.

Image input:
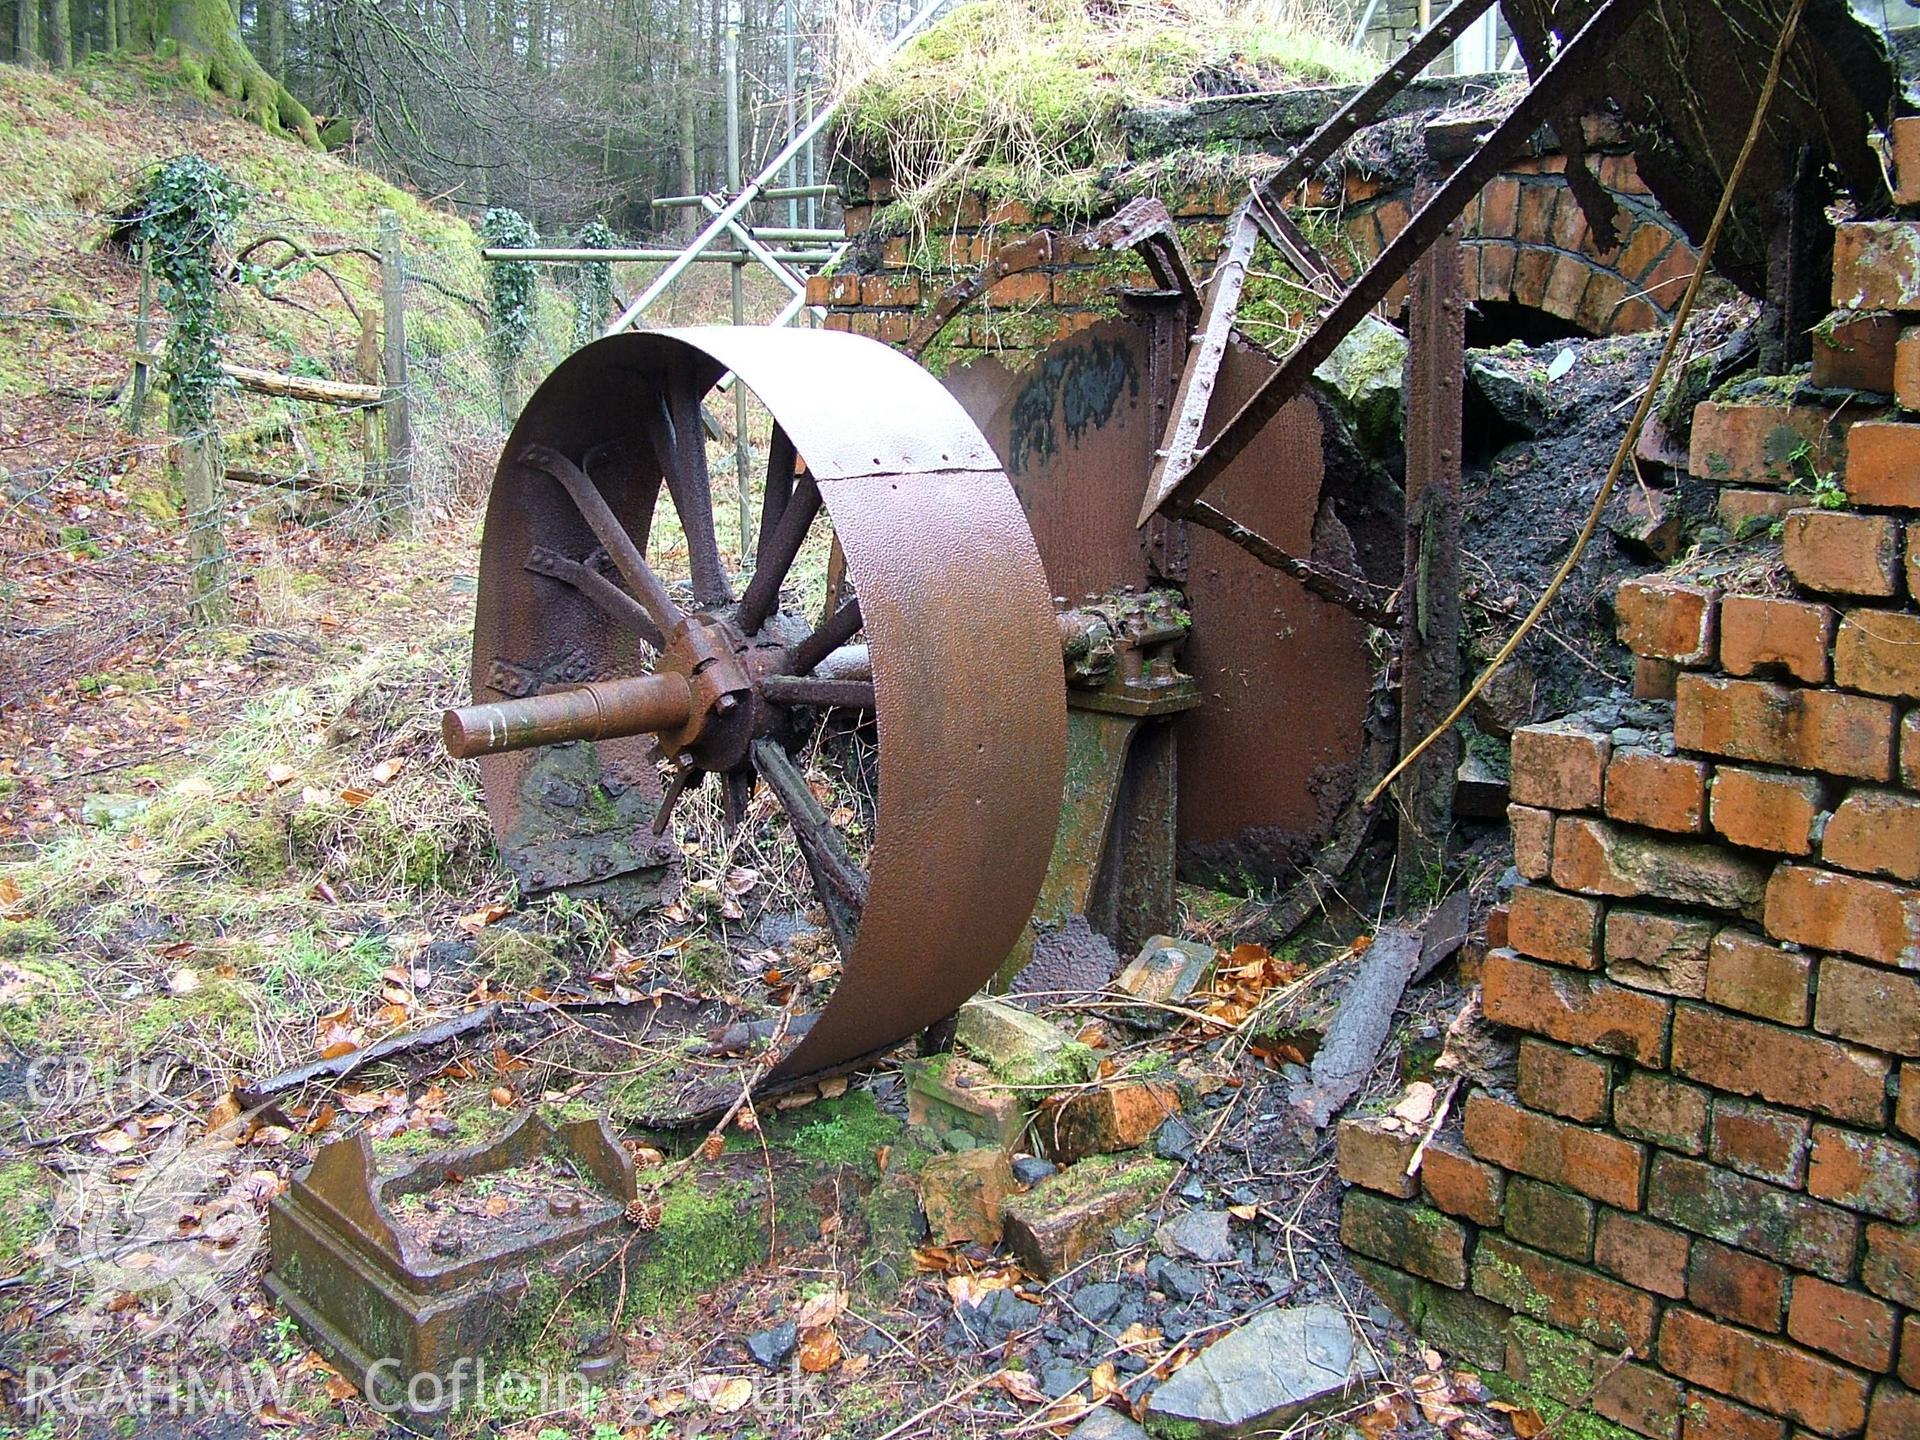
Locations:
442;674;694;759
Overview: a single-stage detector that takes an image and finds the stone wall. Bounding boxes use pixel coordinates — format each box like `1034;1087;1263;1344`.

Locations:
1333;123;1920;1440
811;107;1699;369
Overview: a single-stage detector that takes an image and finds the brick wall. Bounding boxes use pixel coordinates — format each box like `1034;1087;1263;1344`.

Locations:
1335;121;1920;1440
813;124;1696;369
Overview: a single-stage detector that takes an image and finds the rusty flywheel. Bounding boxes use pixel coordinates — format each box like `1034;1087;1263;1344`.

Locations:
453;327;1066;1095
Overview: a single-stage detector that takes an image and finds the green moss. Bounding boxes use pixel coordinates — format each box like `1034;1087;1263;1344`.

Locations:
472;927;566;993
0;919;61;957
0;1161;52;1268
766;1090;903;1173
627;1176;765;1316
126;975;266;1061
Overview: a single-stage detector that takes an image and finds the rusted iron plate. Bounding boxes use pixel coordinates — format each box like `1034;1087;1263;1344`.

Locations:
1176;339;1371;886
944;321;1157;600
472;329;1065;1091
945;327;1372;886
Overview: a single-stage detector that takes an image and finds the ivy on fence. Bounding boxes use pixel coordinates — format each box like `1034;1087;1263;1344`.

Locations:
571;220;617;350
480;205;538;420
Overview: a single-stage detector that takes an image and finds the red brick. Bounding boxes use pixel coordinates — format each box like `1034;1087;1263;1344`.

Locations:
1511;720;1611;811
1676;673;1896;782
1847;420;1920;508
1690;402;1853;487
820;312;852;333
1710;1098;1813;1188
1517;1037;1612;1123
1902;1313;1920;1387
1688;1237;1788;1331
1783;508;1903;599
1823;788;1920;884
1606;749;1709;834
1635;655;1680;700
1507;1175;1597;1261
875;310;913;343
1813;311;1901;392
1419;1131;1504;1226
826;272;862;305
1511;804;1554;881
1648;1154;1861;1281
1710;766;1827;855
1463;1091;1645;1209
1604;908;1715;998
1910;520;1920;603
1814;956;1920;1056
1705;929;1813;1026
1719;488;1796;539
1894;118;1920;206
1869;1381;1920;1440
1542;254;1592;323
1617;578;1717;665
1509;884;1603;970
1809;1125;1920;1222
861;273;921;307
986;271;1048;306
1833;221;1920;312
1766;863;1920;970
1552;814;1770;914
1865;1221;1920;1306
1642;243;1697;308
1898;327;1920;410
1471;1233;1658;1352
1836;610;1920;703
803;273;833;306
1681;1391;1789;1440
1504;1315;1686;1439
1596;1208;1690;1299
1514;183;1557;246
1336;1114;1420;1198
1616;1071;1710;1154
1899;1064;1919;1141
1339;1191;1468;1288
1672;1003;1891;1125
1789;1276;1899;1372
1719;595;1835;685
1905;711;1920;791
1617;221;1672;282
1483;950;1673;1066
1658;1307;1871;1436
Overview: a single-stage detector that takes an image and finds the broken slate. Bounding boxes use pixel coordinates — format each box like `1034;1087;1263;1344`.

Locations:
745;1322;798;1371
1158;1209;1232;1263
1066;1408;1147;1440
1144;1304;1378;1437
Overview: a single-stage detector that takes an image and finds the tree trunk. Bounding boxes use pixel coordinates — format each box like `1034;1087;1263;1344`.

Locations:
138;0;319;145
105;0;120;52
259;0;282;76
46;0;68;65
17;0;40;65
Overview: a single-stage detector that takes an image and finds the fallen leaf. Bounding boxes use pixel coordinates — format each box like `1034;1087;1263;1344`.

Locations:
992;1369;1047;1404
370;757;406;784
322;1371;359;1402
167;967;201;995
1089;1361;1121;1403
458;902;511;934
647;1389;688;1416
264;763;296;787
1412;1371;1467;1427
483;1195;510;1217
338;787;373;807
795;1290;846;1330
1227;1203;1258;1221
318;1039;359;1061
489;1086;514;1107
688;1374;752;1414
797;1326;841;1373
93;1127;136;1154
256;1403;300;1428
1354;1393;1413;1438
174;776;214;798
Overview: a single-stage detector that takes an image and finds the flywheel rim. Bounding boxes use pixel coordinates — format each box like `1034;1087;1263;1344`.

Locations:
468;327;1067;1095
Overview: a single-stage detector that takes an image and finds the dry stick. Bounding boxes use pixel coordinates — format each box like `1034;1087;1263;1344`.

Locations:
1366;0;1812;809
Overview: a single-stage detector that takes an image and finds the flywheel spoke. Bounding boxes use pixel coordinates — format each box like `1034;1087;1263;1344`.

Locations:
757;425;798;571
647;381;734;609
519;443;685;638
790;598;864;677
735;476;823;637
524;546;665;651
751;739;866;962
759;675;874;709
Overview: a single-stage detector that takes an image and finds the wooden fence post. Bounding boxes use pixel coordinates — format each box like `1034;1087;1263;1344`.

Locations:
378;209;414;526
126;237;151;434
179;423;229;625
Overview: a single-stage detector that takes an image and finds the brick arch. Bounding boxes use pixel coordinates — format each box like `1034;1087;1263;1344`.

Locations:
1332;152;1700;336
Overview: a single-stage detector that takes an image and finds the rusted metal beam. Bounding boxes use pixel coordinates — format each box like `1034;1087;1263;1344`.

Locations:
1145;205;1261;514
1185;501;1399;628
1140;0;1654;524
1394;179;1467;898
1253;0;1501;209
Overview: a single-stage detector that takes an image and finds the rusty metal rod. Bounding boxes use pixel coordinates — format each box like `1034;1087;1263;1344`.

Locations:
1145;0;1651;522
521;443;686;636
1257;0;1500;208
443;674;693;759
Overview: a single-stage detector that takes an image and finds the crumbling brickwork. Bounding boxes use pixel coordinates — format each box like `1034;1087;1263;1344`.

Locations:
1337;119;1920;1440
815;114;1697;368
